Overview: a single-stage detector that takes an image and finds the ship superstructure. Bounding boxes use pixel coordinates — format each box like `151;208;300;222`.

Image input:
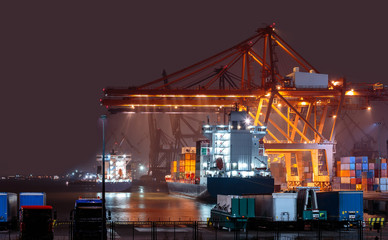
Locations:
199;111;270;185
96;153;132;182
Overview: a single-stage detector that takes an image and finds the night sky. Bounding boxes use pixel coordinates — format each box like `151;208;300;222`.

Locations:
1;1;388;176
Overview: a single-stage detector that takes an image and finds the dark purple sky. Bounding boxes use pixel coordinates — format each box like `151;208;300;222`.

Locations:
1;1;387;176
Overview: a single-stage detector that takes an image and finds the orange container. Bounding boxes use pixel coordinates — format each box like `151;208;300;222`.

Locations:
172;161;177;173
185;153;191;160
350;178;356;185
340;170;350;177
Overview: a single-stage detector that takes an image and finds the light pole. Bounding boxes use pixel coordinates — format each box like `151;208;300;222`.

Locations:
100;115;107;240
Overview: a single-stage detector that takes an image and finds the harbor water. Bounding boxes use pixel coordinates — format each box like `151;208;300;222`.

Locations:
0;180;214;221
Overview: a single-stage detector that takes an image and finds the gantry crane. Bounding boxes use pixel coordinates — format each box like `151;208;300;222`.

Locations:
101;25;387;189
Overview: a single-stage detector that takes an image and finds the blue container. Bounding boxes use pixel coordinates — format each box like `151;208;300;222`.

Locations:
349;157;356;164
350;164;355;170
19;192;46;207
0;193;17;223
317;191;363;222
356;170;362;178
362;163;368;170
382;163;387;170
367;171;374;179
362;156;368;164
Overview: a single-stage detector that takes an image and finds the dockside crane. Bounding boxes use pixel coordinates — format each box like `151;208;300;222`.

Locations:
101;25;386;189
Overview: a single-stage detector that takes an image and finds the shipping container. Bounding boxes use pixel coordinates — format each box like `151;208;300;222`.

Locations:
19;192;46;207
362;163;368;170
369;163;375;170
317;191;363;222
0;193;17;223
355;156;368;164
273;193;298;221
341;177;350;184
356;170;362;178
380;178;388;185
244;193;298;222
341;164;350;170
350;164;355;170
341;157;351;164
355;163;362;170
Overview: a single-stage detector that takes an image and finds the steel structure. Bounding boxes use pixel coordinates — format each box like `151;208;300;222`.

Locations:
101;25;387;189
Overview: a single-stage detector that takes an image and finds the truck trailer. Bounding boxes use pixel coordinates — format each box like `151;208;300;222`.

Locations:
210;195;255;231
71;198;110;240
0;192;17;230
19;192;46;207
316;191;363;225
19;205;56;240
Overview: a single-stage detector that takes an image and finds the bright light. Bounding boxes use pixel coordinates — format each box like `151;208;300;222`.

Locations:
345;89;355;96
277;103;282;108
203;163;207;167
333;115;337;118
367;106;371;110
139;165;145;171
245;118;251;125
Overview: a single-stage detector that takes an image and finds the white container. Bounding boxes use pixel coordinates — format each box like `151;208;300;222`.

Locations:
341;177;351;184
293;71;328;89
272;193;298;222
380;185;387;192
341;164;350;170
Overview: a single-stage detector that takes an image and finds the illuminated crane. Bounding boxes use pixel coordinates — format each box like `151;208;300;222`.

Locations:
101;25;386;189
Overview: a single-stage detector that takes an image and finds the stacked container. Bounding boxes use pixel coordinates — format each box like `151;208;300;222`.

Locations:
335;156;388;192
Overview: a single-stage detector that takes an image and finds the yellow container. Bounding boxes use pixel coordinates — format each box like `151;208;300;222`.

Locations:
172;161;177;173
356;184;362;191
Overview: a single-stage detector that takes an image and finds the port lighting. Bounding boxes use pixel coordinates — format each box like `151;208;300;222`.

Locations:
245;118;251;125
345;89;355;96
333;115;337;118
277;103;282;108
367;106;371;110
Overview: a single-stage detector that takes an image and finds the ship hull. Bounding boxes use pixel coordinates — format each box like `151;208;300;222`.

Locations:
68;181;132;192
167;176;274;201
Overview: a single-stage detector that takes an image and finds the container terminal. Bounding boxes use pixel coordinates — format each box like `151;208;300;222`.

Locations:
100;25;387;196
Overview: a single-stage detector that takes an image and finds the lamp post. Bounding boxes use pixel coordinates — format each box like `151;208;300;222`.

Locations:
101;115;107;240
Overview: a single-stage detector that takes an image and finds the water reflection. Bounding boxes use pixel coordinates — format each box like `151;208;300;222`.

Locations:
47;191;213;222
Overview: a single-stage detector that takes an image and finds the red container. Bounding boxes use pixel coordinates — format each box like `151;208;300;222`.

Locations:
350;171;355;177
350;178;357;184
356;178;362;184
367;178;373;184
375;169;381;178
367;184;373;191
382;170;388;177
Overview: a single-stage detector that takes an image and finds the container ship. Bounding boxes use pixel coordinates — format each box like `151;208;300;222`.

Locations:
166;111;274;200
67;152;132;192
